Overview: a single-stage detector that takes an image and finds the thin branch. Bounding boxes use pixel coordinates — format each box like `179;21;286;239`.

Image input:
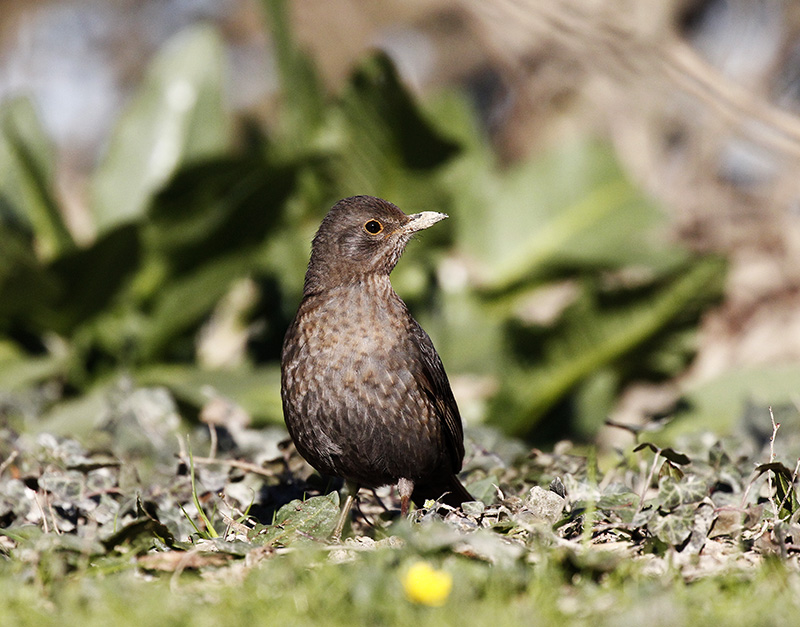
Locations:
635;451;661;517
189;456;275;478
207;423;218;461
768;406;781;519
32;491;49;534
0;450;18;479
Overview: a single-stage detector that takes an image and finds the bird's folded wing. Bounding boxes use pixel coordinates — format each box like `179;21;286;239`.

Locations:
408;321;465;472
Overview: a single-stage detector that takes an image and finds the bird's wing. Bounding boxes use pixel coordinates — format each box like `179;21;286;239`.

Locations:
408;320;465;472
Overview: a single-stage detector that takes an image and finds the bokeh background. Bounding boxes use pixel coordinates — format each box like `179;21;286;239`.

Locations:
2;0;800;449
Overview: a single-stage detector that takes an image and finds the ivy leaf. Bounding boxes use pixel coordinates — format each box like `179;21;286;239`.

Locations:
647;503;695;546
652;475;707;511
633;442;691;466
254;493;339;546
755;462;800;520
597;490;641;524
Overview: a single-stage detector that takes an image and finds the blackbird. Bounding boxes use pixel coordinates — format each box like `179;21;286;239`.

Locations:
281;195;472;539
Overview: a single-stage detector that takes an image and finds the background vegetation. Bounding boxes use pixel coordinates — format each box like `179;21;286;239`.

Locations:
0;0;725;441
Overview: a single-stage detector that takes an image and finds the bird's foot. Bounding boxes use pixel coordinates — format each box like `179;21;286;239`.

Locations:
330;481;359;543
397;477;414;518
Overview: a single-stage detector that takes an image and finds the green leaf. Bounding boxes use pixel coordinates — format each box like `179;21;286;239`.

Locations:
187;447;218;538
415;280;505;374
775;471;800;520
755;462;800;520
596;491;640;523
633;442;691;466
0;222;139;343
146;146;295;274
91;25;231;234
255;493;339;545
102;516;177;553
647;503;695;546
662;366;800;439
573;368;620;439
261;0;326;149
43;224;141;334
0;342;66;391
340;54;460;172
489;257;726;436
450;139;686;291
135;364;283;425
33;384;115;439
322;52;460;207
462;475;501;505
659;461;685;482
0;222;59;324
138;252;255;361
0;97;73;259
652;475;707;511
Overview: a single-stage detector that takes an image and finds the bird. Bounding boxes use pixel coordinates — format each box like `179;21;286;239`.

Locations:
281;195;472;540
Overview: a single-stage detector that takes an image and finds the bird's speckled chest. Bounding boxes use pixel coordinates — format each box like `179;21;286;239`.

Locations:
294;281;408;370
281;277;443;486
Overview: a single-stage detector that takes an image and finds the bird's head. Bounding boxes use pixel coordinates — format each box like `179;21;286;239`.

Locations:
303;195;447;294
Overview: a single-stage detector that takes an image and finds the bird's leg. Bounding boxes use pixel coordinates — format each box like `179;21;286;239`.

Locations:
370;488;391;513
331;480;359;542
397;477;414;517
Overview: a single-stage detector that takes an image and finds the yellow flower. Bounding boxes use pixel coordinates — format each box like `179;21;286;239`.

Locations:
402;561;453;607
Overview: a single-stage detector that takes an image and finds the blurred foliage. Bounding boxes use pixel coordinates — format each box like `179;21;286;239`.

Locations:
0;0;725;440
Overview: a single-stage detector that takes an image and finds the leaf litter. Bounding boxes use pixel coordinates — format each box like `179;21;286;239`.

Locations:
1;382;800;589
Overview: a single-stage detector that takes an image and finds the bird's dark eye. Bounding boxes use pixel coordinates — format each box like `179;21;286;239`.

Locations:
364;220;383;234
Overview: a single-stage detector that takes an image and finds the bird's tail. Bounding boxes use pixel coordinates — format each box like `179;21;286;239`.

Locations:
411;474;474;510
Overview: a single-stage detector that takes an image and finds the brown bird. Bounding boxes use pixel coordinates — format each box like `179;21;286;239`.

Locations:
281;195;472;540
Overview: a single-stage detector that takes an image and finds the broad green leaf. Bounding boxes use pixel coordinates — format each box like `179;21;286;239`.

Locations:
573;368;619;439
490;257;725;435
42;224;140;334
137;252;255;361
652;475;706;511
463;475;502;505
596;491;640;523
255;493;339;545
647;503;695;546
0;343;66;392
0;223;139;342
102;517;177;552
135;363;283;425
0;97;73;259
449;139;686;290
322;52;460;208
661;365;800;440
0;223;59;324
91;25;230;233
261;0;325;149
34;384;113;439
146;147;295;274
415;279;505;374
339;54;460;172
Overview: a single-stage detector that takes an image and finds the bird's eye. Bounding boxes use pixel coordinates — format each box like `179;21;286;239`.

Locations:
364;220;383;234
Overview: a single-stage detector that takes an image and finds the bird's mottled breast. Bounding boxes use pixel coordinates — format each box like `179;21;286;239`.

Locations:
281;276;442;484
284;282;409;383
